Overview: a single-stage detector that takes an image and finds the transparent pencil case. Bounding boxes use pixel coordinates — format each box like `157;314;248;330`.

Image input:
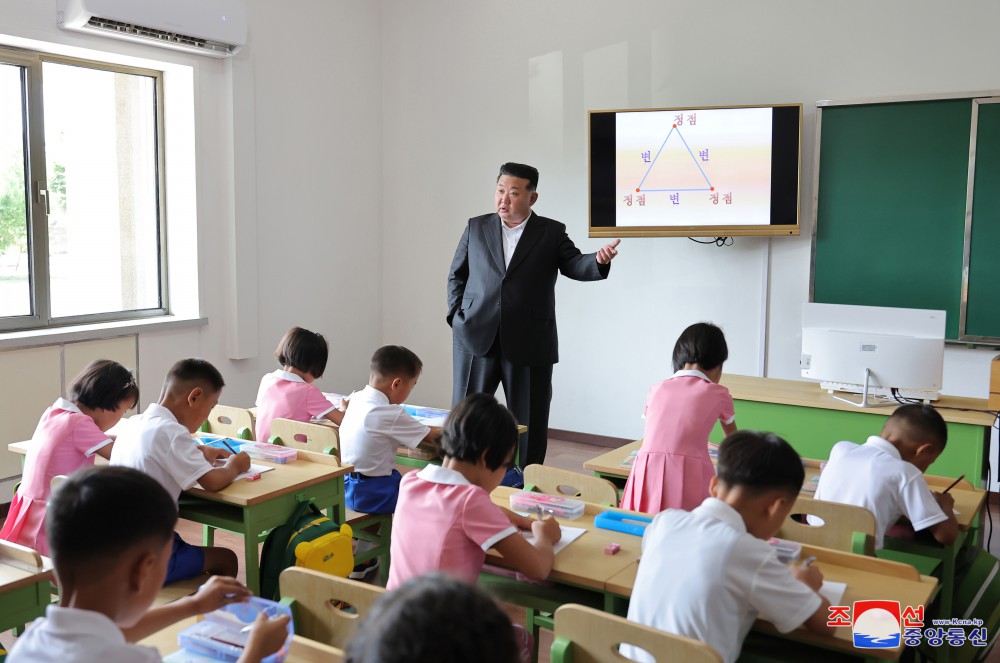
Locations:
177;596;293;663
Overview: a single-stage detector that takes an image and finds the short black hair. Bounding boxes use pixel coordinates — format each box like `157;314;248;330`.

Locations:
370;345;422;380
442;393;518;471
498;162;539;191
716;430;804;497
161;358;225;399
47;466;177;581
887;404;948;451
345;572;518;663
672;322;729;372
275;327;329;378
68;359;138;411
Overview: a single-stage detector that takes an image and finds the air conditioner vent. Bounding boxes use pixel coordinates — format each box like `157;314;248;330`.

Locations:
84;16;237;56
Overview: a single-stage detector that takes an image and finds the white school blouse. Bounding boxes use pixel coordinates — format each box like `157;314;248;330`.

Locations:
338;385;429;476
622;498;822;663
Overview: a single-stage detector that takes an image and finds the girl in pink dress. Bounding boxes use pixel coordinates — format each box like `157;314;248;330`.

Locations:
620;323;737;514
255;327;345;442
1;360;138;555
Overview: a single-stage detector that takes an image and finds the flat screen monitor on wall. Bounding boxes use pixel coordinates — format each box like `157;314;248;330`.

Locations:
589;104;802;238
800;303;946;407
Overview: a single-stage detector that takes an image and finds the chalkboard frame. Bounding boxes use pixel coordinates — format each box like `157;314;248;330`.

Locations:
809;90;1000;345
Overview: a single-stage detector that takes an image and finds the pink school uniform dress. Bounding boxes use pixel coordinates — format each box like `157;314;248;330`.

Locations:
620;370;735;514
0;398;112;556
254;369;337;442
386;464;518;590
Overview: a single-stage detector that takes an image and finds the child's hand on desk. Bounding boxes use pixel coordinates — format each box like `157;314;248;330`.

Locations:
532;516;562;545
228;451;251;474
933;491;956;513
190;576;251;613
791;564;824;593
242;612;292;662
200;445;230;464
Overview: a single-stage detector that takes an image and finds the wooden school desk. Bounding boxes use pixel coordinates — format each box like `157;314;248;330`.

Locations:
177;450;352;596
482;486;646;612
606;544;938;662
142;615;345;662
718;375;994;481
7;441;353;596
0;540;54;634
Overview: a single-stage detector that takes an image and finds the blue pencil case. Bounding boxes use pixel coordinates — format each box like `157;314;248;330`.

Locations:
594;510;653;537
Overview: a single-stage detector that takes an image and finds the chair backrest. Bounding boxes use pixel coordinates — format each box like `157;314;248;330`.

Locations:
203;404;256;440
523;464;619;506
778;496;876;556
269;418;340;456
279;567;385;649
551;604;723;663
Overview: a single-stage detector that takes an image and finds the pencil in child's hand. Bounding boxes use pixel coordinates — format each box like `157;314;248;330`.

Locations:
942;474;965;494
800;555;817;568
219;438;238;455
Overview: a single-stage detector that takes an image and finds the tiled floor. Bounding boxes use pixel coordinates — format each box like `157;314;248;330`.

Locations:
4;437;1000;662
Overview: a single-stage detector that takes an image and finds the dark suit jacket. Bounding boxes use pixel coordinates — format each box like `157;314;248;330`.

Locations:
447;212;609;366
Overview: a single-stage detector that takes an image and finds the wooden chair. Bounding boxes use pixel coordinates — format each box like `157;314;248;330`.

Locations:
269;418;340;456
550;604;723;663
523;465;619;507
0;539;54;636
278;566;385;650
778;496;877;556
269;419;389;584
199;404;256;440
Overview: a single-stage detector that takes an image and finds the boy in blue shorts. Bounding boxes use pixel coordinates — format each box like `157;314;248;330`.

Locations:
111;358;251;583
339;345;440;578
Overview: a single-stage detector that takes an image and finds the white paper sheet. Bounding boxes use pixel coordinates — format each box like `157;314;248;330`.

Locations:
820;580;847;605
520;525;587;555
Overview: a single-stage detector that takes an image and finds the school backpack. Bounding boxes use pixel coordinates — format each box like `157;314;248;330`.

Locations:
259;500;354;601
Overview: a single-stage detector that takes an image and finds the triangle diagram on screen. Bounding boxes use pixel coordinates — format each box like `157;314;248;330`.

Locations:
636;126;714;192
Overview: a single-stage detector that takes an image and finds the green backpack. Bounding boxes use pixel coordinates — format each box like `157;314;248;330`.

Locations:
259;500;354;601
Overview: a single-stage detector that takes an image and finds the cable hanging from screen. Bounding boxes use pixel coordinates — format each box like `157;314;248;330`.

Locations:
688;236;733;247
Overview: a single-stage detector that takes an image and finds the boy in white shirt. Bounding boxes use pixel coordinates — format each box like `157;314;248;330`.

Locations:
111;358;251;583
623;431;832;663
814;404;958;549
9;466;288;663
339;345;440;578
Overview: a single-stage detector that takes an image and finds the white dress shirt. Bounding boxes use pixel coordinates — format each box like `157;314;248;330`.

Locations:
501;212;531;267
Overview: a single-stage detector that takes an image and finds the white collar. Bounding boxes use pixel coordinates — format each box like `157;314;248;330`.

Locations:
145;402;180;424
41;604;127;644
417;464;473;486
358;384;390;405
274;369;305;383
53;397;82;414
864;435;902;460
670;369;712;382
692;497;748;534
501;211;532;232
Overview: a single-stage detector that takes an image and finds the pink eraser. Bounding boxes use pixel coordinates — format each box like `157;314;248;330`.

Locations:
245;473;261;481
604;543;621;555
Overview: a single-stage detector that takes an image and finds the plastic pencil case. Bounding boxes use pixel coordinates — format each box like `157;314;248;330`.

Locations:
594;510;653;537
240;442;297;464
768;537;802;564
178;596;293;663
509;491;586;520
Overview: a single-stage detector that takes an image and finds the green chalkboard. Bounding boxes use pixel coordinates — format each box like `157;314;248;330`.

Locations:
966;102;1000;339
814;97;1000;341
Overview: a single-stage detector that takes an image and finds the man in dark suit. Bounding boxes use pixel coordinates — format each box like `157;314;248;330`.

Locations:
447;162;620;470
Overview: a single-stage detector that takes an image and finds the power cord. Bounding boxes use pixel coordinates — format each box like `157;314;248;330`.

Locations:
688;236;733;247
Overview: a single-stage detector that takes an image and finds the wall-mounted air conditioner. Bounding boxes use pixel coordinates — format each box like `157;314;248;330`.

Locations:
57;0;247;58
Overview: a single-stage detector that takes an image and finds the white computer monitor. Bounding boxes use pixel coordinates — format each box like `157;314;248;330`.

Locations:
800;303;946;407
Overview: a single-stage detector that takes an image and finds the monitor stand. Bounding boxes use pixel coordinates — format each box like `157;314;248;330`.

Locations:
832;368;884;408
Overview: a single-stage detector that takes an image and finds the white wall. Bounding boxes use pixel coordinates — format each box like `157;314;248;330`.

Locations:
0;0;382;412
380;0;1000;486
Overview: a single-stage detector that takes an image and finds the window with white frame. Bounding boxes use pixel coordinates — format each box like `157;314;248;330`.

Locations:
0;47;166;330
